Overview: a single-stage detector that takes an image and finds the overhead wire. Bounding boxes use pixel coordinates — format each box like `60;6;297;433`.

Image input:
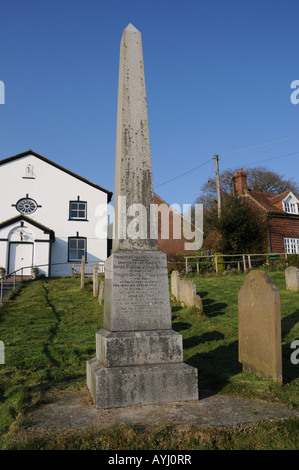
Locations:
154;157;214;189
154;133;299;189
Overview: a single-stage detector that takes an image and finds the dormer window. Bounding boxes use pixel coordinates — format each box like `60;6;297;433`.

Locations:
283;193;299;214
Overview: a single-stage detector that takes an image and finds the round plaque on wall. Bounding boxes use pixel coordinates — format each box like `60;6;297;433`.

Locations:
16;197;38;215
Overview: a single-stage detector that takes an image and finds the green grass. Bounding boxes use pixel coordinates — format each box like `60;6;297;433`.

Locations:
0;272;298;450
0;277;102;449
176;272;299;408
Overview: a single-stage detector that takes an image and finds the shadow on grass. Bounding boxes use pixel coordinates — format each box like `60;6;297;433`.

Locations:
281;310;299;338
197;290;228;317
183;331;225;349
41;283;61;370
202;299;228;317
172;322;192;332
187;340;242;394
281;310;299;383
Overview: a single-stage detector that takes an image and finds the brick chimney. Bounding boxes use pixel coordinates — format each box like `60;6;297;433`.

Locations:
232;169;248;196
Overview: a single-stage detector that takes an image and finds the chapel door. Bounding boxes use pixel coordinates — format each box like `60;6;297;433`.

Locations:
9;243;33;275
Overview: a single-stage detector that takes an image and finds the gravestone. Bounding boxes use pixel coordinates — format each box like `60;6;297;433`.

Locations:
98;281;104;305
171;270;180;300
285;266;299;292
238;270;282;383
93;265;99;297
171;270;203;313
80;256;85;289
86;24;198;408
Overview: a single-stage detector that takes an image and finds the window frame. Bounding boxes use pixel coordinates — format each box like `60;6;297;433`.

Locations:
68;236;87;262
282;193;299;215
69;200;88;221
284;237;299;254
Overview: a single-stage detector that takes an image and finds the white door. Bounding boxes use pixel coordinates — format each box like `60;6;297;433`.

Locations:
9;243;33;275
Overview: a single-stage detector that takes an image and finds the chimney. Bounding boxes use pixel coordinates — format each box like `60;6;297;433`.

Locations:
232;169;248;196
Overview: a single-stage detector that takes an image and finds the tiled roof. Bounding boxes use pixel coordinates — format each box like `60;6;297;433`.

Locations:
247;190;285;213
246;189;298;214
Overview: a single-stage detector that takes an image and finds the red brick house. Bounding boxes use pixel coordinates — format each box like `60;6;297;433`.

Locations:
154;193;191;258
232;169;299;254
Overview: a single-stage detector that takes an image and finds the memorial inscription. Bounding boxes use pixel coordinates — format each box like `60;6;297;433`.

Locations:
104;251;172;332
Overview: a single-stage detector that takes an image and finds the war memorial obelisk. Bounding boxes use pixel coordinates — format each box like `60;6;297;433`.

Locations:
87;24;199;408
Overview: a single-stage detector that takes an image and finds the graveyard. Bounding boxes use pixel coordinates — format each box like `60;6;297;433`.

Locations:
0;268;298;450
0;20;299;453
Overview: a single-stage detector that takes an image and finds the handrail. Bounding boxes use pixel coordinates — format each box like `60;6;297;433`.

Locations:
0;262;73;282
0;262;77;304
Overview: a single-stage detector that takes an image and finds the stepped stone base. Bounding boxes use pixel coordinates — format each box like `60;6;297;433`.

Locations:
87;358;199;409
96;329;183;367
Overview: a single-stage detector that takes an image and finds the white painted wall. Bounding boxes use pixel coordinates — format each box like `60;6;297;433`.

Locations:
0;153;110;276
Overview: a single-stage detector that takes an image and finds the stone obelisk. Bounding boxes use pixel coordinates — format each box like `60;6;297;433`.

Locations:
87;24;198;408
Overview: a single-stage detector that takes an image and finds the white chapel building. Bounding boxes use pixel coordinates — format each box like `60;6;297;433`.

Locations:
0;150;112;277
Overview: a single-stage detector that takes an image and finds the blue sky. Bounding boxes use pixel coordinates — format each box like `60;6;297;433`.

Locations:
0;0;298;209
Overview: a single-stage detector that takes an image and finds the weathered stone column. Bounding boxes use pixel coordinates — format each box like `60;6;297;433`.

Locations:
87;24;198;408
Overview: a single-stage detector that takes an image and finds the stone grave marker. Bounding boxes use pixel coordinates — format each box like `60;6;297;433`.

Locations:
171;270;202;313
238;270;282;383
285;266;299;292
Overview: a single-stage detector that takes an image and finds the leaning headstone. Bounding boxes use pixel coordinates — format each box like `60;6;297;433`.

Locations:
87;24;198;408
285;266;299;292
238;270;282;383
98;281;104;305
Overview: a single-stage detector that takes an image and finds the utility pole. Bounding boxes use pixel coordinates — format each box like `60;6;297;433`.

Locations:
214;154;221;218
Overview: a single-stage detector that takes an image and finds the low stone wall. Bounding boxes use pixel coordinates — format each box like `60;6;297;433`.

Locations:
171;270;203;313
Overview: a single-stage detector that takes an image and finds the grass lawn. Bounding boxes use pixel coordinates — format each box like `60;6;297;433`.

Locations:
0;272;298;450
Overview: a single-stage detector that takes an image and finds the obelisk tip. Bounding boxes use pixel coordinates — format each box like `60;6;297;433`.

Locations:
124;23;140;33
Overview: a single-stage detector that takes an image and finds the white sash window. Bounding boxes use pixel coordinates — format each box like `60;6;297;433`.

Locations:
284;238;299;254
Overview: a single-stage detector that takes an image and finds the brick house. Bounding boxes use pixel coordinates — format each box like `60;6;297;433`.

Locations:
154;193;192;258
232;169;299;255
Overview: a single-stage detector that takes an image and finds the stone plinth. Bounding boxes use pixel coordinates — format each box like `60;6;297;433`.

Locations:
96;329;183;367
87;251;199;407
238;270;282;383
87;360;198;409
285;266;299;291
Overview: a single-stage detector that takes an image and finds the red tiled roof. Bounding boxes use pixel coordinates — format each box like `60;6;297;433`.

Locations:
246;190;285;213
246;189;299;214
268;190;291;205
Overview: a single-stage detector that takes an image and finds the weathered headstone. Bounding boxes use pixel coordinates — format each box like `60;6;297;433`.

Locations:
171;270;180;300
285;266;299;292
93;265;99;297
98;281;104;305
87;24;198;408
171;270;203;313
238;270;282;383
80;255;85;289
